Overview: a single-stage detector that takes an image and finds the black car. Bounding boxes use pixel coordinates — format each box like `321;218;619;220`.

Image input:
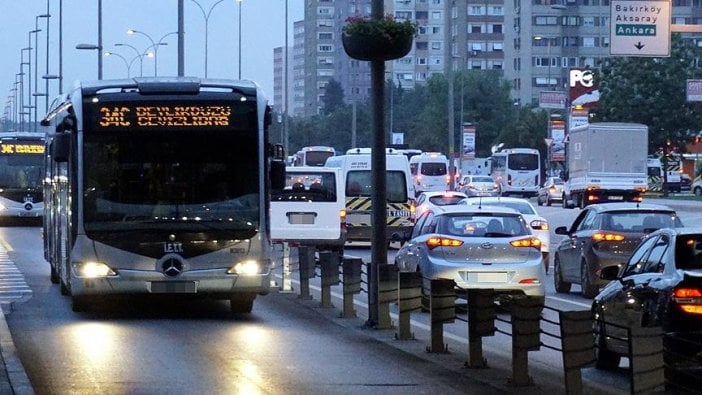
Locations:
592;227;702;381
553;202;682;298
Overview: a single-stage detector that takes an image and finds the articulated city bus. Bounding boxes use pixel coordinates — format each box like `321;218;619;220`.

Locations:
0;133;45;221
41;78;285;313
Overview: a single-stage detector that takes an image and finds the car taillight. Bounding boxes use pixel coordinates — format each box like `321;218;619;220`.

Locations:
519;278;541;285
339;209;346;225
415;175;422;185
507;174;512;185
592;232;625;242
410;203;416;219
510;237;541;249
673;288;702;314
426;237;463;250
530;220;549;231
548;186;556;192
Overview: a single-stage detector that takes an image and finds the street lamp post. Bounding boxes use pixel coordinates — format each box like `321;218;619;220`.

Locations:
127;29;177;76
76;44;103;79
237;0;243;79
189;0;226;77
104;51;131;78
115;43;146;77
36;12;51;112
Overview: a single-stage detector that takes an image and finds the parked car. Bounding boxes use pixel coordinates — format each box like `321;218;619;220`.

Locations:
553;202;683;298
592;227;702;381
681;173;692;192
537;176;564;206
457;174;499;197
459;197;551;272
395;205;545;298
414;191;467;217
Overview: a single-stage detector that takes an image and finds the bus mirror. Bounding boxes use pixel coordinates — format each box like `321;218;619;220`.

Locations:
52;133;70;162
270;160;286;190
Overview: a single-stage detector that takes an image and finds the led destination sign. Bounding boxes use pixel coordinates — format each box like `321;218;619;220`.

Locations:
98;105;233;128
0;144;45;155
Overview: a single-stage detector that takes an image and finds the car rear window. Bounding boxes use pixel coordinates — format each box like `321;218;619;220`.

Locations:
599;211;682;232
273;171;337;202
472;176;493;183
440;214;528;237
675;235;702;270
421;162;447;176
428;195;465;206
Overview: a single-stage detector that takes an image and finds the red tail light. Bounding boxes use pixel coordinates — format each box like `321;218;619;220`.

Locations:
592;232;624;242
673;288;702;314
426;237;464;250
519;278;542;285
510;237;541;249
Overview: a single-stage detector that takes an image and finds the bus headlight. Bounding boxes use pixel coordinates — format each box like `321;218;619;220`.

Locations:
0;203;6;211
74;261;117;278
228;260;261;275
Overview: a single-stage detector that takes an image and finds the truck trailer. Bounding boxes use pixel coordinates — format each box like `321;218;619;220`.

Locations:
563;122;648;208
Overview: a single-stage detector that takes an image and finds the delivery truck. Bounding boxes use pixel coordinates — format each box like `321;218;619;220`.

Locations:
563;122;648;208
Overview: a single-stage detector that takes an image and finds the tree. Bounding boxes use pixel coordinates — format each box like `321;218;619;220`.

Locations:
594;34;702;152
321;79;345;115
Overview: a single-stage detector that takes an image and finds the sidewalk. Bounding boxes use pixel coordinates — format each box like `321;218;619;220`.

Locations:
0;304;33;395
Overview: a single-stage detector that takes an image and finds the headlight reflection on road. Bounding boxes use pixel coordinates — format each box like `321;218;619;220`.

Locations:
69;322;118;363
225;325;270;394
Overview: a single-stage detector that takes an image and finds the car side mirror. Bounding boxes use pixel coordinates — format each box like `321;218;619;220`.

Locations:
600;265;621;281
555;226;569;235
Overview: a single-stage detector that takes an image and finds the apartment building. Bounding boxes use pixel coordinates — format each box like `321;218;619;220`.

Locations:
292;0;702;114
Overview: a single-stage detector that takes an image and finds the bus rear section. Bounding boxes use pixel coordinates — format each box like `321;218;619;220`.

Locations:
41;78;285;314
326;151;414;243
0;134;45;221
292;146;336;167
490;148;541;197
409;152;450;197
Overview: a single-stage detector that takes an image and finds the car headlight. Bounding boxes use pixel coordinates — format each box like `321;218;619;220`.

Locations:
228;260;261;275
73;261;116;278
0;203;6;210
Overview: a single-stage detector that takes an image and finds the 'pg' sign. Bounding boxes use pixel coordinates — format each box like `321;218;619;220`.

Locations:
569;69;594;88
568;68;598;108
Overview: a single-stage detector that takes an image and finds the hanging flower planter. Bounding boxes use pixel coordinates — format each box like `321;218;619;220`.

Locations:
342;16;416;62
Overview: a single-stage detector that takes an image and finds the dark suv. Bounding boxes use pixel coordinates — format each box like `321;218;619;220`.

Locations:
553;202;683;298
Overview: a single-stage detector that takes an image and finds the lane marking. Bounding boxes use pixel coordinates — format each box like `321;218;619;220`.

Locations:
546;295;591;308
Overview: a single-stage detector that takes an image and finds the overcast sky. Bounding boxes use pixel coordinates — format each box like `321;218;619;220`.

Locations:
1;0;303;116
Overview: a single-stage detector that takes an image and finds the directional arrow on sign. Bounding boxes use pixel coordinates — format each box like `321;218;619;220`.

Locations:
635;42;645;50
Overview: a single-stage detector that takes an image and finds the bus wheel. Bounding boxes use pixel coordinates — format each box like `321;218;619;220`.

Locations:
230;293;255;314
50;265;60;284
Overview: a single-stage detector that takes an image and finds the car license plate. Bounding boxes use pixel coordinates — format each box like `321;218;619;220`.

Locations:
477;272;508;283
150;281;197;293
609;196;623;201
288;212;316;224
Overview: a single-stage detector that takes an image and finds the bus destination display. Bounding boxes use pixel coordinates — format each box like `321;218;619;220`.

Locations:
0;143;45;155
98;105;232;128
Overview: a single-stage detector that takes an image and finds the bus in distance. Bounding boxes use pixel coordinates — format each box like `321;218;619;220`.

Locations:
490;148;541;197
292;146;336;167
41;78;286;314
0;133;45;221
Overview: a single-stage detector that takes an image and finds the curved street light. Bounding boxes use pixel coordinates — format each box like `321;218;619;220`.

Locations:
127;29;177;76
115;43;146;77
104;51;130;78
188;0;226;77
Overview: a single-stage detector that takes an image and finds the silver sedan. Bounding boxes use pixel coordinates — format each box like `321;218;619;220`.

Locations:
395;205;546;297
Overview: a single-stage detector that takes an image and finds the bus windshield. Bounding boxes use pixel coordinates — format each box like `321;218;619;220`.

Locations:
82;100;260;237
0;151;43;190
508;153;539;171
305;151;334;166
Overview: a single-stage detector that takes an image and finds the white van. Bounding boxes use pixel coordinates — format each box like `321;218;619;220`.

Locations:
325;148;414;242
270;166;346;254
409;152;449;197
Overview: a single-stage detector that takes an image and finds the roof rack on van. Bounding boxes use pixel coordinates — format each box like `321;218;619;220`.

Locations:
346;147;403;155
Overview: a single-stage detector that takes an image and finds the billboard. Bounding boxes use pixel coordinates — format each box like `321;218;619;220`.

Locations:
462;124;476;160
550;119;566;162
569;68;599;108
539;91;567;109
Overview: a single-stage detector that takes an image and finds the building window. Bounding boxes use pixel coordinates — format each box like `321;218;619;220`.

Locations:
582;37;595;47
563;16;580;26
317;7;334;16
416;72;427;81
491;24;503;33
416;11;429;19
416;41;428;50
318;20;333;27
318;44;334;52
431;41;442;50
318;32;333;40
418;26;428;34
429;56;442;65
534;16;558;25
470;24;483;33
432;26;442;34
489;61;503;69
417;57;427;65
468;6;485;15
396;11;413;19
488;6;504;15
431;11;442;19
492;42;503;51
317;69;334;77
582;16;595;27
317;56;334;65
471;60;483;69
470;42;485;51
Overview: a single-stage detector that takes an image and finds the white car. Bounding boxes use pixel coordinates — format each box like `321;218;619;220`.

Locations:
457;175;499;197
459;196;551;273
395;205;545;298
414;191;467;217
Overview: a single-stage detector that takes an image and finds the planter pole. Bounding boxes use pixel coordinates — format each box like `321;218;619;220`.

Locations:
367;0;387;328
